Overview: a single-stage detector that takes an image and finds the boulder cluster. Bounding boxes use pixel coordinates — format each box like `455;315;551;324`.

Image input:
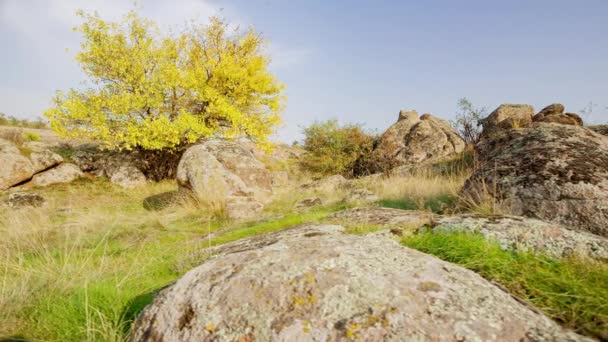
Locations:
369;110;465;170
130;224;590;341
464;103;608;237
0;138;83;191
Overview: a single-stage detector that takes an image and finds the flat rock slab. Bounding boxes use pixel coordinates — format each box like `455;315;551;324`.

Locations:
431;214;608;260
130;224;588;341
327;207;432;230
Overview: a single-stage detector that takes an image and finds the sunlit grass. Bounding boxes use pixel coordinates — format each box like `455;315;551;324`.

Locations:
402;232;608;340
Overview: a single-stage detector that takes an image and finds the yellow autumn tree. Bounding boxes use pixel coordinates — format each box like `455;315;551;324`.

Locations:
45;10;284;151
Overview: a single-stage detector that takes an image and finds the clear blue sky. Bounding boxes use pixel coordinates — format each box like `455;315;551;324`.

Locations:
1;0;606;142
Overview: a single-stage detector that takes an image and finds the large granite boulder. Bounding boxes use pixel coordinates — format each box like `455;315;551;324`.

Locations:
589;125;608;136
532;103;583;126
130;224;587;341
177;140;272;219
429;214;608;259
463;122;608;237
29;163;84;187
197;140;272;200
0;138;34;190
371;110;465;169
72;148;147;188
23;141;63;174
478;104;534;139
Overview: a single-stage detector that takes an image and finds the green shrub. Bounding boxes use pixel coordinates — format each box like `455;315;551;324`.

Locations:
300;120;374;177
402;232;608;340
23;132;41;142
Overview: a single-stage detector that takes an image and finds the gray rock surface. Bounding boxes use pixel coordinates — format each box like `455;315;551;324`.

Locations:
224;197;264;220
344;188;379;204
301;175;350;192
371;111;465;168
0;138;34;190
430;214;608;259
3;191;46;208
109;164;147;189
295;197;322;209
532;103;583;126
463;122;608;237
177;140;272;205
196;139;273;202
130;224;589;342
29;163;83;187
23;141;63;174
589;125;608;136
328;207;433;230
479;104;534;139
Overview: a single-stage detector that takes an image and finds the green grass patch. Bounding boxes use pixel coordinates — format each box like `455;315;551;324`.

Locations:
2;185;345;342
209;204;345;246
402;232;608;340
380;194;456;214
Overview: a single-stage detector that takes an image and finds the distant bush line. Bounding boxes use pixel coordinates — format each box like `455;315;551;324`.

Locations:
0;112;48;129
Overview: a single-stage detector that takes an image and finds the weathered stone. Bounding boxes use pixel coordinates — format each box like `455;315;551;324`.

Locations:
0;138;34;190
344;188;378;203
479;104;534;139
224;197;264;220
371;111;465;168
295;197;322;209
301;174;350;192
4;192;46;208
196;140;272;202
328;207;432;230
430;214;608;259
130;224;588;341
589;125;608;136
271;170;290;187
109;164;147;189
533;104;582;126
29;163;83;187
535;103;565;117
177;146;253;201
533;110;583;126
71;147;105;173
463;122;608;237
23;142;63;174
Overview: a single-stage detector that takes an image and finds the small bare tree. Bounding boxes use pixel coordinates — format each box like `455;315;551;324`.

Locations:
452;98;487;144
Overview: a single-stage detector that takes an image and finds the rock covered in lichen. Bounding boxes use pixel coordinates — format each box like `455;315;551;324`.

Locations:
463;122;608;237
430;214;608;259
130;224;588;341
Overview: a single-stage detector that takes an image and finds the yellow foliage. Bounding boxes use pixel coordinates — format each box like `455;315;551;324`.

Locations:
45;11;285;150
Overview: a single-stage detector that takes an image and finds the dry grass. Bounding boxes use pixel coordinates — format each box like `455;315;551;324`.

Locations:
0;152;511;340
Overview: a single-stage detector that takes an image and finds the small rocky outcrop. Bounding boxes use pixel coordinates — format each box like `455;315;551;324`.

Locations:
0;138;34;190
72;149;147;188
430;214;608;260
464;121;608;237
224;197;264;220
478;104;534;139
301;175;350;192
344;188;378;203
328;207;433;230
370;110;465;170
532;103;583;126
108;164;147;189
295;197;322;209
130;224;588;341
3;192;46;208
29;163;84;187
197;140;273;201
176;139;271;219
23;141;63;174
589;125;608;136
